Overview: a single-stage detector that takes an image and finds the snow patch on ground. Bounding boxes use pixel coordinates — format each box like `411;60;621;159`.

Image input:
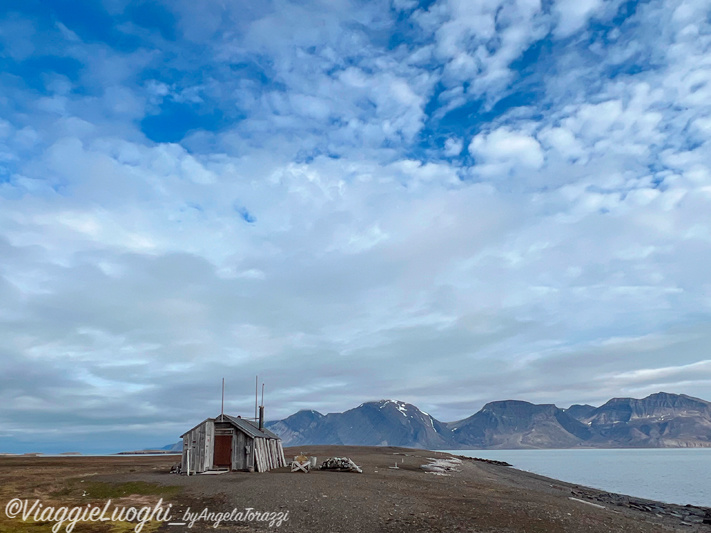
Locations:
421;457;462;476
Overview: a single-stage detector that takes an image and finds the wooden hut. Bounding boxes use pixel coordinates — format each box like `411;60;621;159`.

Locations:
180;413;286;474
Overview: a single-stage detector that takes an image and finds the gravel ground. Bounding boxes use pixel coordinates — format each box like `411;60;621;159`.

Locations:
91;446;710;533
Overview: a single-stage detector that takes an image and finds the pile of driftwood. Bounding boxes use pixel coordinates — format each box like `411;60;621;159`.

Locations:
320;457;363;473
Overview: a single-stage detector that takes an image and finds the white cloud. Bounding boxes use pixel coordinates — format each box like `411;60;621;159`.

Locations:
443;137;463;157
469;127;544;175
538;127;585;161
414;0;549;109
1;0;711;451
552;0;603;38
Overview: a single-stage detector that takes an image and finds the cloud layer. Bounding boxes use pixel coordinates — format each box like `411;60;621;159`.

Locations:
1;0;710;452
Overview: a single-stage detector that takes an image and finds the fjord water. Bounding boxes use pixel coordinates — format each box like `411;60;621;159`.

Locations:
447;449;711;507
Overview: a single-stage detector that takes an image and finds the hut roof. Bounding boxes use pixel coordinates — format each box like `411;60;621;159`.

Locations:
180;417;215;438
223;415;281;440
181;414;281;440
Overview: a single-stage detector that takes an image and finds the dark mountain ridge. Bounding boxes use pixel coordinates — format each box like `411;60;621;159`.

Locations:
267;400;451;449
447;400;593;448
581;392;711;448
264;392;711;449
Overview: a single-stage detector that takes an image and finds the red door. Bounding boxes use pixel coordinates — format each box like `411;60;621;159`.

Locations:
214;435;232;468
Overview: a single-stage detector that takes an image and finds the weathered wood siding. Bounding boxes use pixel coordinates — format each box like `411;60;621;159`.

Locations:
274;439;286;467
181;419;214;474
254;438;266;472
253;438;286;472
231;430;253;471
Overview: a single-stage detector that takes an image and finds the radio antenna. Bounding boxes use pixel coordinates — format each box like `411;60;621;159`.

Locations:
220;378;225;420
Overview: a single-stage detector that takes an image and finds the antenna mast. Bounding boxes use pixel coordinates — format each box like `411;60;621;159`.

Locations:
255;375;258;421
221;378;225;420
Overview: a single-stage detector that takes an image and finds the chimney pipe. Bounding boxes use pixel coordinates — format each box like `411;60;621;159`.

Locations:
259;405;264;430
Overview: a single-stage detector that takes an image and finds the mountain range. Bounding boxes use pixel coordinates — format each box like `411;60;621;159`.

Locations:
263;392;711;449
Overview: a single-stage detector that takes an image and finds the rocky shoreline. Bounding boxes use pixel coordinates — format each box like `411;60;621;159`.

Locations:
453;452;710;526
453;454;513;466
569;486;711;527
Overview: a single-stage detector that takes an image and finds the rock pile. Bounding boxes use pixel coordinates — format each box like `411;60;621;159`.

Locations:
320;457;363;473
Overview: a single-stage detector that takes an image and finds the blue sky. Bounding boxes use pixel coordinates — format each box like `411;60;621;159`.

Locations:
1;0;711;453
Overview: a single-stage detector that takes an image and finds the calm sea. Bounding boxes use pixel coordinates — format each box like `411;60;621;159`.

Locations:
444;448;711;508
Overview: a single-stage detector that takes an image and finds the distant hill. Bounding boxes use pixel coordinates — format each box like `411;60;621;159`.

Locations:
265;409;326;446
162;441;183;452
266;400;451;449
447;400;592;448
564;404;597;421
262;392;711;449
581;392;711;448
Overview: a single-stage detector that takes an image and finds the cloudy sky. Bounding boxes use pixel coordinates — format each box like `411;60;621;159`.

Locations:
1;0;710;453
